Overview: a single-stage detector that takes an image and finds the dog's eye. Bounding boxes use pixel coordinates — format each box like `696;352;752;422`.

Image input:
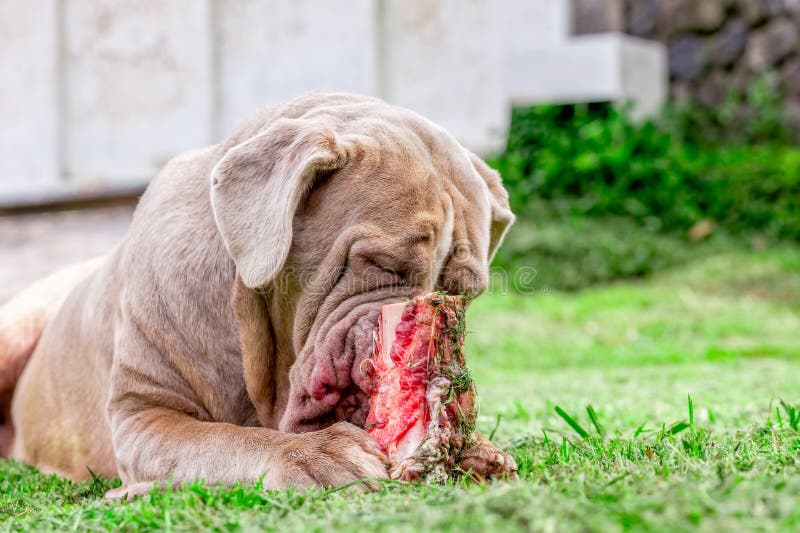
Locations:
365;256;407;282
377;264;401;277
376;262;405;279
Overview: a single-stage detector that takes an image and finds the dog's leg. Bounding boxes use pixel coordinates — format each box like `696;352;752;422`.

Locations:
108;320;388;495
108;409;388;495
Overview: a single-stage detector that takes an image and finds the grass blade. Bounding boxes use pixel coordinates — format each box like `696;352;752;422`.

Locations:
488;414;503;441
780;400;799;430
667;420;690;436
586;405;605;437
555;406;590;439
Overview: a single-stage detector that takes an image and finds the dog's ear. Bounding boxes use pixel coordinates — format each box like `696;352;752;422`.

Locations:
211;118;347;288
468;152;515;262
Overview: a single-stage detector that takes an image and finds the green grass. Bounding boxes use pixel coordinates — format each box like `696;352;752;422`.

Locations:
2;246;800;531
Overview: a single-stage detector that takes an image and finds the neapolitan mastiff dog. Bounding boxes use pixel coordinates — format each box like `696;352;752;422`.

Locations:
0;93;516;497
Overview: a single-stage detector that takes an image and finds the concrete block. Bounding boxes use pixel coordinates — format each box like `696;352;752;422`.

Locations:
619;35;668;119
506;33;667;121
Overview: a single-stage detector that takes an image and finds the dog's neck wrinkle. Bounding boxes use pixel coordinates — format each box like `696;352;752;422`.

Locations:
264;286;301;428
233;279;291;430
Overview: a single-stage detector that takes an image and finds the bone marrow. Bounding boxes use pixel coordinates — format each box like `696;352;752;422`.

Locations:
364;293;477;482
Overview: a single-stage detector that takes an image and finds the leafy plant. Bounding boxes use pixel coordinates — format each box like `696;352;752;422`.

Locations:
489;84;800;290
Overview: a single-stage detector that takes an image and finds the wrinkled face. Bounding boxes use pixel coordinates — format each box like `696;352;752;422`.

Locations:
211;93;513;433
277;136;501;431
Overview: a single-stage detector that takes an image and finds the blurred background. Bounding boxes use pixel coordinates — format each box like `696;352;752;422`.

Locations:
1;0;798;325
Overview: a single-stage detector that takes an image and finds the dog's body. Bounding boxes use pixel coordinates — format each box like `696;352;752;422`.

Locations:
1;93;515;495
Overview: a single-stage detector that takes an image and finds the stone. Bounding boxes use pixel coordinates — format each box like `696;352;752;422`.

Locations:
711;18;750;67
763;0;790;17
573;0;624;35
670;81;694;102
697;70;729;106
626;0;659;37
782;98;800;140
729;60;752;90
669;36;705;81
746;18;799;71
660;0;726;34
743;0;788;25
688;219;715;241
781;56;800;95
742;0;768;25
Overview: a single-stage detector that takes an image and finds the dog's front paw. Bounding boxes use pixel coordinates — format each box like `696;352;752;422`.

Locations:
458;434;518;482
263;421;389;491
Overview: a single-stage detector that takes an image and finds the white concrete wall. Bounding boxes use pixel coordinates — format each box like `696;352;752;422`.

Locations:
0;0;666;203
383;0;508;152
0;0;60;198
216;0;378;136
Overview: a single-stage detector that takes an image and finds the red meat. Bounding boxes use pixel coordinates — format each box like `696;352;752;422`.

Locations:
364;293;477;482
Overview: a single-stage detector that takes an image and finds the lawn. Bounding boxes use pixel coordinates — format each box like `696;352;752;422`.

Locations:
2;246;799;532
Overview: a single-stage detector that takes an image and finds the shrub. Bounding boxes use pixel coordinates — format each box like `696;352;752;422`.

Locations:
491;103;800;241
701;146;800;241
488;92;800;290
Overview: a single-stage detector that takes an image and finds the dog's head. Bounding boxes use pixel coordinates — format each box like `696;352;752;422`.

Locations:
210;92;513;432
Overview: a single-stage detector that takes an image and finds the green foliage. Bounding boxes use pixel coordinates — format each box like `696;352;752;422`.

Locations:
492;102;800;239
491;103;702;229
700;146;800;240
488;85;800;289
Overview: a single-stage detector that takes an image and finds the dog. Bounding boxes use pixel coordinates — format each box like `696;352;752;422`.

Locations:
0;92;516;497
